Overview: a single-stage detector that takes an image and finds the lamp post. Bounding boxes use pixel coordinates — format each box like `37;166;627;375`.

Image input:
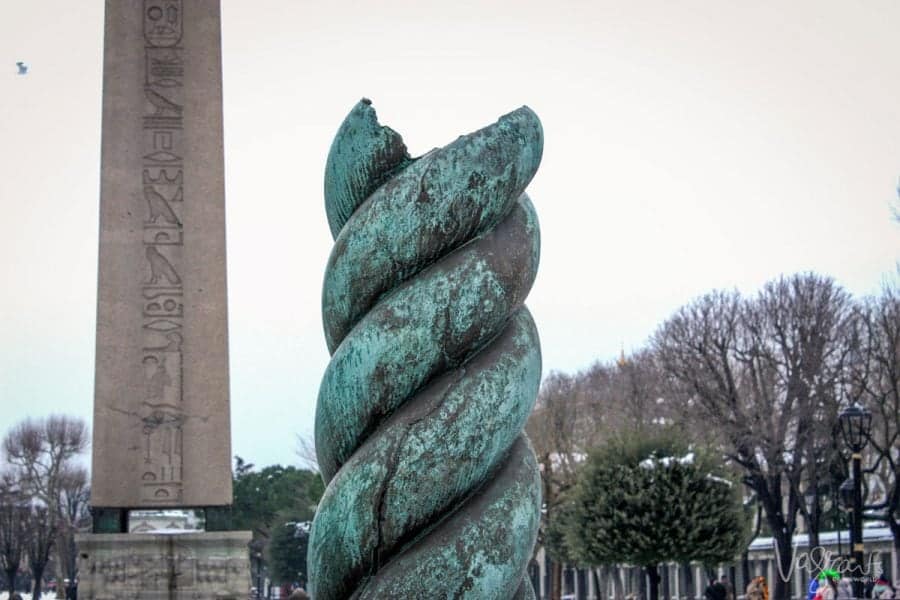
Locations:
249;539;264;600
838;402;872;598
256;551;263;600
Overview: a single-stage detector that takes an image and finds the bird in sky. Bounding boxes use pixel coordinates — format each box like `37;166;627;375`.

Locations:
16;61;27;75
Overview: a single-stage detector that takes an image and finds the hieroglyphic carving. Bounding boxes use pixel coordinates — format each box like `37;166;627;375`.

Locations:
88;553;246;591
143;0;183;47
144;186;182;225
75;532;253;597
146;246;182;285
140;0;184;505
146;48;184;88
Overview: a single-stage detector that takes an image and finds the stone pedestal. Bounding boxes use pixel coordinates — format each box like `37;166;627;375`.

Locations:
75;531;251;600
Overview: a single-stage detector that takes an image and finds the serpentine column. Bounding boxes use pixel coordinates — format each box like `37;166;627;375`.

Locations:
308;99;544;600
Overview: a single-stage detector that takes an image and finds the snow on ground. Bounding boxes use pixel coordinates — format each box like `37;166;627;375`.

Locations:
639;451;695;470
0;593;39;599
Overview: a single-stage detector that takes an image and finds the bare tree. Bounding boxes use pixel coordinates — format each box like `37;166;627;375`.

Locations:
653;274;853;600
25;504;55;598
3;416;88;514
295;434;320;473
526;371;581;600
56;466;90;593
2;415;89;595
0;475;28;594
580;349;681;438
848;283;900;558
893;180;900;223
527;354;679;600
766;277;855;552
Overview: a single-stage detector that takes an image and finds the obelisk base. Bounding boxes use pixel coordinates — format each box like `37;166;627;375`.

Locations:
75;531;252;599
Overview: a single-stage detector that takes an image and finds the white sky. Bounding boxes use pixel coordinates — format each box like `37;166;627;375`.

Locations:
1;1;898;469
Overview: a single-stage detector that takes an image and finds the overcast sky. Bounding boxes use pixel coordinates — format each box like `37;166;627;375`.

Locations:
1;1;898;469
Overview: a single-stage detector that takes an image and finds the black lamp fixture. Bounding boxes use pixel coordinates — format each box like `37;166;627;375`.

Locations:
838;401;873;598
838;402;872;452
249;538;265;600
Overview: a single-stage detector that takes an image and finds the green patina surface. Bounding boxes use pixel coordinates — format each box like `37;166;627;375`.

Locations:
309;100;544;600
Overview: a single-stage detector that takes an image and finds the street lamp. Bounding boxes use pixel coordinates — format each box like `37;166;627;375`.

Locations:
255;551;263;600
838;402;872;598
249;539;265;600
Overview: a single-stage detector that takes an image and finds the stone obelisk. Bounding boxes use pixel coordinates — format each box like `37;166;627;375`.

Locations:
76;2;250;597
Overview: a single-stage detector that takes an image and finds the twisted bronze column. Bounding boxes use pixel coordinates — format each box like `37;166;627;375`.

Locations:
309;99;543;599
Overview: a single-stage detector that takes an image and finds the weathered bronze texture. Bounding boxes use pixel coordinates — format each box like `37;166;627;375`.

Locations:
309;99;544;599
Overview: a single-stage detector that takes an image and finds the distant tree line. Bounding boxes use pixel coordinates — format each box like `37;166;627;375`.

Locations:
232;456;324;592
527;273;899;600
0;413;326;598
0;415;90;598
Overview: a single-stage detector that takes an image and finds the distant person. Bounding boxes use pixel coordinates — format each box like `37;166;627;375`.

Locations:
814;571;830;600
818;570;839;600
706;578;720;600
722;575;735;600
836;575;853;600
808;574;820;600
873;576;895;600
711;577;728;600
746;576;769;600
